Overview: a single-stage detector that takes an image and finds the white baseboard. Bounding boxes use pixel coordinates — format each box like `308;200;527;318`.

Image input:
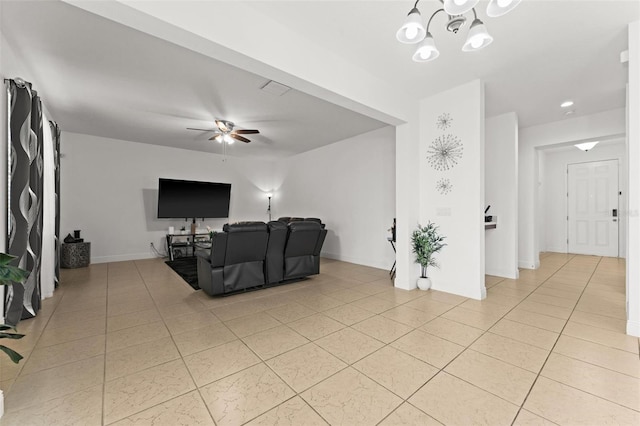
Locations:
518;260;536;269
430;280;486;300
485;267;519;279
626;320;640;337
519;258;540;269
321;251;391;271
546;246;568;253
91;252;161;264
93;251;391;269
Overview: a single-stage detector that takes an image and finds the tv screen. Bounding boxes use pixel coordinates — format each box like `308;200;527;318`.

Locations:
157;178;231;219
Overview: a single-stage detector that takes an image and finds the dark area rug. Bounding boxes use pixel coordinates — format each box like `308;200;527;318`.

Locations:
165;257;199;290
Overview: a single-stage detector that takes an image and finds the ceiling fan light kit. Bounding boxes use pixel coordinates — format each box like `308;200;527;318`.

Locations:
397;0;521;63
188;119;260;145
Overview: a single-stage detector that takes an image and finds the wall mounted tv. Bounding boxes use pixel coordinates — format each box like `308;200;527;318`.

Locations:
157;178;231;219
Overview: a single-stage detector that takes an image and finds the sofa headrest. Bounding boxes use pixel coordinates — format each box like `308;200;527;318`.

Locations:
277;217;291;223
223;222;267;233
304;218;322;224
268;221;288;231
289;221;322;232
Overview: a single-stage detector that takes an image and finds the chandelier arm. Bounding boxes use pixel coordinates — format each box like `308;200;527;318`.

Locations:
414;0;421;8
472;7;478;20
426;8;445;33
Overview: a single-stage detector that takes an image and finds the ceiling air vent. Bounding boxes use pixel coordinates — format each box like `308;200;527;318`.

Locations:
260;80;291;96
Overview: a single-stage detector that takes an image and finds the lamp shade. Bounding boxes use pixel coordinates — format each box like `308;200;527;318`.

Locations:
412;33;440;62
486;0;522;18
443;0;480;16
462;19;493;51
396;7;427;44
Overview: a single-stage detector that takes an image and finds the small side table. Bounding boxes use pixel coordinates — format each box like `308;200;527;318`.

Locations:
61;242;91;268
387;237;396;279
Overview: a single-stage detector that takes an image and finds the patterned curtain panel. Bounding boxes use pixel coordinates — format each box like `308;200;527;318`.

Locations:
50;121;61;288
5;78;43;325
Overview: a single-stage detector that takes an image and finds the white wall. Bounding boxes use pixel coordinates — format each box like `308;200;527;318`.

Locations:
537;150;546;257
540;141;627;256
61;132;276;263
394;108;421;291
519;108;626;268
419;80;486;300
274;126;396;270
485;113;518;278
626;20;640;337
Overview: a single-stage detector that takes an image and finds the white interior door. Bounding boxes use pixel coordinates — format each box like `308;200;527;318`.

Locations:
568;160;619;256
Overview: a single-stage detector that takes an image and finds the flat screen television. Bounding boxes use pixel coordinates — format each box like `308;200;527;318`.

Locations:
157;178;231;219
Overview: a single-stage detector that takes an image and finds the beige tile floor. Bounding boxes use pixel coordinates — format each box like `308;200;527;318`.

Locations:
1;253;639;425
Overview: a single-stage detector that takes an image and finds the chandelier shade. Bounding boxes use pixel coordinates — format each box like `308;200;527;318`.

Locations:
412;33;440;62
486;0;522;18
396;0;521;62
462;19;493;51
443;0;480;16
396;7;427;44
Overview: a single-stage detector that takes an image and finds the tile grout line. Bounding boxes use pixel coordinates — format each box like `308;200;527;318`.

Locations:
379;254;578;426
511;255;604;425
130;259;218;426
10;255;630;425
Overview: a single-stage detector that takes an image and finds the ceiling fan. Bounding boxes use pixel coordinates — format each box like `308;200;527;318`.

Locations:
187;119;260;143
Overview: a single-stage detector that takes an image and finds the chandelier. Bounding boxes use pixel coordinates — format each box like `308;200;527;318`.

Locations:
396;0;522;62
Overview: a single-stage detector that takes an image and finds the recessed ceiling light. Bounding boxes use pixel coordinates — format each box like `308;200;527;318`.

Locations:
561;100;574;108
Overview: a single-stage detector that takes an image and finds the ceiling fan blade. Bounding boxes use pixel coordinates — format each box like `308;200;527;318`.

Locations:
208;135;223;141
231;134;251;143
186;127;215;132
234;129;260;135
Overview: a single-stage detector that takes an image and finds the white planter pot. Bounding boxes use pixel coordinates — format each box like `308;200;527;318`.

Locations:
417;277;432;291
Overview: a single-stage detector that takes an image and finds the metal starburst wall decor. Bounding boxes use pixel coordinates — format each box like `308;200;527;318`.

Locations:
436;113;452;130
427;134;464;171
436;178;453;195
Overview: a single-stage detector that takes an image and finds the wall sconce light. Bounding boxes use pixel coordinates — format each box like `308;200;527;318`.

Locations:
266;193;273;221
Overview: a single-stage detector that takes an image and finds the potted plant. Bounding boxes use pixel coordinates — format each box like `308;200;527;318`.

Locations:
411;222;446;290
0;253;29;363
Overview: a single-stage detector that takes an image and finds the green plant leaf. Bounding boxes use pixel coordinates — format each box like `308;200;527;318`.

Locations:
411;222;446;271
0;324;16;331
0;345;23;364
0;332;25;339
0;253;17;266
0;255;30;286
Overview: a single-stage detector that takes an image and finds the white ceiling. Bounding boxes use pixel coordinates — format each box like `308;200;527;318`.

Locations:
1;1;638;158
248;0;638;127
0;1;388;159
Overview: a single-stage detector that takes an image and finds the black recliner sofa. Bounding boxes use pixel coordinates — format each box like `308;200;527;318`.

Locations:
196;222;269;296
196;220;327;296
